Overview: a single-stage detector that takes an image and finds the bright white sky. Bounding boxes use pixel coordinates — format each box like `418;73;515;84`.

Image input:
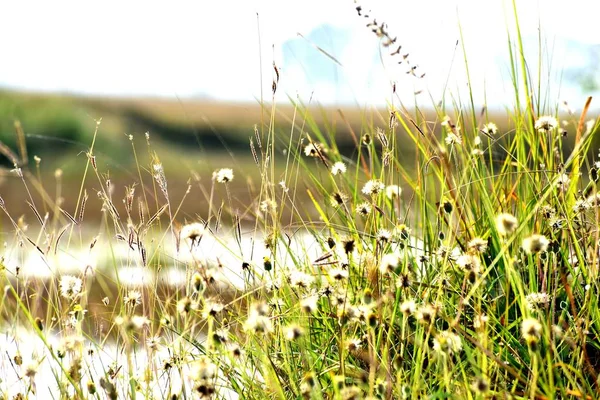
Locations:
1;0;598;109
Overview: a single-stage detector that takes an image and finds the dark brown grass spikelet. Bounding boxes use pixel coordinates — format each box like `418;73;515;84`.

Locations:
54;224;69;255
140;243;147;267
25;236;44;256
254;124;262;150
87;152;97;171
250;137;259;165
78;189;88;223
138;198;146;225
59;207;78;225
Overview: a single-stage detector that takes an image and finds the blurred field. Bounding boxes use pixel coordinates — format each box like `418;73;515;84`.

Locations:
0;88;567;225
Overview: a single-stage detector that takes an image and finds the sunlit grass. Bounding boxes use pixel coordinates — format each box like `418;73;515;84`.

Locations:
1;2;600;399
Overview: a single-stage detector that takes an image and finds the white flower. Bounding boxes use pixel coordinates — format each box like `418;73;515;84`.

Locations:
260;199;277;213
328;268;349;281
356;202;372;217
385;185;402;200
525;292;550;311
555;173;570;192
455;253;481;273
244;302;273;334
289;270;315;289
181;222;205;246
362;179;385;196
213;168;234;183
400;299;416;315
304;143;321;157
379;253;400;274
535;116;558;132
521;317;542;343
482;122;498;136
495;213;518;236
124;290;142;306
59;275;82;300
467;237;487;253
377;228;391;243
445;132;462;146
300;295;319;314
522;234;549;254
433;330;462;355
331;162;347;175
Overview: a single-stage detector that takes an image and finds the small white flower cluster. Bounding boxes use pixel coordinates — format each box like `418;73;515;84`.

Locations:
213;168;234;183
59;275;83;300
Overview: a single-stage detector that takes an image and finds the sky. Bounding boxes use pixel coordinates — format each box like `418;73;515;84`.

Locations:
0;0;599;109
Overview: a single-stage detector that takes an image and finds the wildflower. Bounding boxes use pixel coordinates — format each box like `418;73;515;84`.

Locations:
289;270;315;289
213;168;233;183
482;122;498;136
259;199;277;213
124;290;142;307
470;315;488;331
467;237;487;254
393;224;411;241
400;299;416;315
331;161;347;175
284;324;304;341
146;336;161;351
212;328;229;345
190;356;217;396
433;330;462;355
472;376;490;394
445;132;462;146
356;202;372;217
587;193;600;207
379;252;400;274
176;297;197;315
525;292;550;311
304;143;321;157
416;304;436;324
342;238;356;254
495;213;518;236
202;300;224;319
330;192;348;207
279;180;288;192
535;116;558;132
376;228;391;243
385;184;402;200
555;173;570;192
455;253;481;273
436;245;461;261
573;198;590;213
191;272;204;293
300;295;319;314
23;360;39;379
522;234;549;254
346;337;362;351
521;317;543;345
362;179;385;196
244;302;273;334
539;205;556;219
181;222;205;247
59;275;83;300
328;268;349;281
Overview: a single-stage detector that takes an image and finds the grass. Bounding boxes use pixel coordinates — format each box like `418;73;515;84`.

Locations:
1;2;600;399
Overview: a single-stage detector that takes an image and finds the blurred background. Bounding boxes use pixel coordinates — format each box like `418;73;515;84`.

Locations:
0;0;598;221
